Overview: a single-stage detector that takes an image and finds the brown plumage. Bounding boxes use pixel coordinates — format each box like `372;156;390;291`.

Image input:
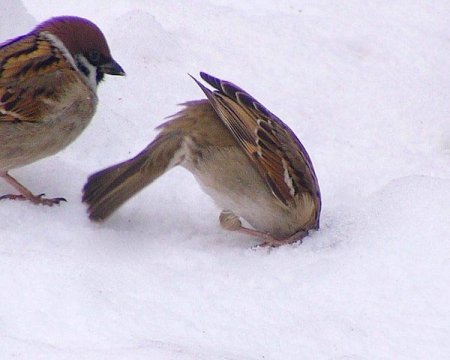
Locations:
0;16;124;205
83;73;321;246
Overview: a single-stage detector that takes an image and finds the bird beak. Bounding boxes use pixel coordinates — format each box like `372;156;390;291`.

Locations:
101;59;125;76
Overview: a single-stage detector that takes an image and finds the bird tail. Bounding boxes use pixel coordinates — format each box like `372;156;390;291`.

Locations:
82;131;184;221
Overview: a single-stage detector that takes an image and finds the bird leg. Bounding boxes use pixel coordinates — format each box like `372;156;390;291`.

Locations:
0;171;66;206
259;229;308;247
219;210;307;247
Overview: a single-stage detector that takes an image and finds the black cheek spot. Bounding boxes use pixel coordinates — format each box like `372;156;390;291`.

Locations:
96;69;105;84
76;60;90;78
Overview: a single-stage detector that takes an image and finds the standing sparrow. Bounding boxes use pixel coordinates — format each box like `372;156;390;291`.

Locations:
0;16;125;205
83;72;321;246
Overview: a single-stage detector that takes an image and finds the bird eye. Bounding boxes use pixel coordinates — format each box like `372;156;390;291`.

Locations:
88;50;101;65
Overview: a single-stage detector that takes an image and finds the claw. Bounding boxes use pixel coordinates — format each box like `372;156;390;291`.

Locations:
0;194;27;201
0;172;66;207
0;193;67;206
40;196;67;206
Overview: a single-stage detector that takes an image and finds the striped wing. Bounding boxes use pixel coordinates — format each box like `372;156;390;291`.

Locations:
0;33;79;122
192;72;320;208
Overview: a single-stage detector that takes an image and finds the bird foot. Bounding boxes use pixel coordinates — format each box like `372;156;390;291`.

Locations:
258;229;309;247
219;210;307;247
0;192;66;206
0;172;66;206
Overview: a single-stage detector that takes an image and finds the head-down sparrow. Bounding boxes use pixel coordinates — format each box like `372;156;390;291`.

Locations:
83;72;321;246
0;16;124;205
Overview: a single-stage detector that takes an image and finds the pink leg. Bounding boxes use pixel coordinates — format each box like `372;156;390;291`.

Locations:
219;210;307;247
0;171;66;206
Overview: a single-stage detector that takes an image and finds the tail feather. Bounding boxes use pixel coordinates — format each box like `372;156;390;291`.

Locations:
82;131;184;221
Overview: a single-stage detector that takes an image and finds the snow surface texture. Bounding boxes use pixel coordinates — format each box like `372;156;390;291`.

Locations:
1;1;449;359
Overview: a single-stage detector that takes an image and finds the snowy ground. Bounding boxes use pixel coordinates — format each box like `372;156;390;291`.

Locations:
1;1;449;359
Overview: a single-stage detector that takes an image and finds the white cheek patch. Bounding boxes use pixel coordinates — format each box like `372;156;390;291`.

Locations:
42;32;98;92
74;54;98;92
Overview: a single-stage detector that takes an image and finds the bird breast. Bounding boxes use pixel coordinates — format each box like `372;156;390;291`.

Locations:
0;81;97;171
182;139;312;238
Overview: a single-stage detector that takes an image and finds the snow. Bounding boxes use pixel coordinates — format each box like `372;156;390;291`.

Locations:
1;0;450;359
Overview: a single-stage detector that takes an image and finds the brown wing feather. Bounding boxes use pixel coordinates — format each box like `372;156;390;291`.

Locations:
0;33;78;122
193;72;320;209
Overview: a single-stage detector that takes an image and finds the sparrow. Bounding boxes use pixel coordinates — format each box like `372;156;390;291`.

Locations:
83;72;321;246
0;16;125;206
